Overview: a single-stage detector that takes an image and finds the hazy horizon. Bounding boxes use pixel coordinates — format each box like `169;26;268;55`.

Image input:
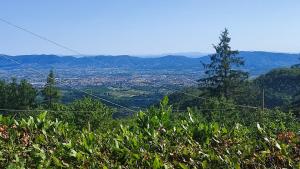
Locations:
1;50;300;59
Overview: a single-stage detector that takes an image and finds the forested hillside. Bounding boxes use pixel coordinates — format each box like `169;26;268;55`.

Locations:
169;66;300;117
255;68;300;109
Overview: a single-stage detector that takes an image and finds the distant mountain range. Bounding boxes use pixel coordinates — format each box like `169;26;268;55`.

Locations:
134;52;209;58
0;51;299;76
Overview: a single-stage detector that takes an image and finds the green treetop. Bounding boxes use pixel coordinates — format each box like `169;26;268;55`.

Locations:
41;70;61;106
199;28;248;99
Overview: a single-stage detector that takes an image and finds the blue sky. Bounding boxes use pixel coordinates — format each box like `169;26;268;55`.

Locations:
0;0;300;55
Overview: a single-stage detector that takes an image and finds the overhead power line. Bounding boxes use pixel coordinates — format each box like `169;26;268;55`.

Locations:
162;84;260;109
0;108;108;113
0;18;137;112
0;17;259;111
0;17;84;56
0;107;242;114
0;54;137;112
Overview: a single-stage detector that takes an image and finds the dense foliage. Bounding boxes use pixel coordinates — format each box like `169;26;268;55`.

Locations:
0;79;36;111
13;97;114;132
255;68;300;110
0;70;62;112
170;67;300;115
0;97;299;168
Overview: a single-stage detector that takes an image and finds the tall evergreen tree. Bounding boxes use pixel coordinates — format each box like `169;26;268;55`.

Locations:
199;29;248;99
41;70;61;106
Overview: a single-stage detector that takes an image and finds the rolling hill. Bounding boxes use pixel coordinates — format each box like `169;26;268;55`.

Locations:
0;51;298;76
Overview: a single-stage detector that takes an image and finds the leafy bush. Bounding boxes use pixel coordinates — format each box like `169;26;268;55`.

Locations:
0;98;299;168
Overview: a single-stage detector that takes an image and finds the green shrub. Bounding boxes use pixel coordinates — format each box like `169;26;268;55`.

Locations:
0;98;299;168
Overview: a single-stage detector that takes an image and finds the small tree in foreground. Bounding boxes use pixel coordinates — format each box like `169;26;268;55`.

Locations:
199;28;248;99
